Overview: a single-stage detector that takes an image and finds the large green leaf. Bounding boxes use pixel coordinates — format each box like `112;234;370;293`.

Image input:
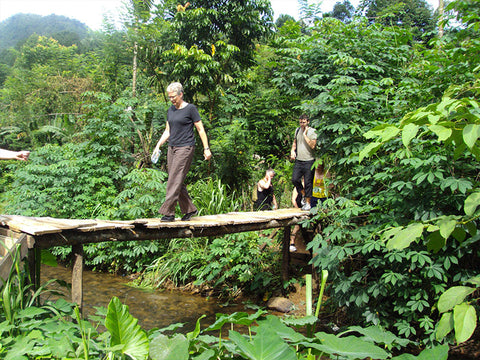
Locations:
429;124;452;142
437;286;475;313
391;344;449;359
149;334;189;360
463;124;480;149
464;192;480;216
364;124;400;142
358;142;382;163
192;349;216;360
437;217;457;240
46;336;76;359
309;332;389;360
340;325;410;348
402;123;419;148
228;328;297;360
258;315;309;343
435;312;453;340
386;223;424;250
379;125;401;142
105;296;149;360
426;231;446;252
466;275;480;286
187;314;206;341
453;303;477;343
4;335;35;360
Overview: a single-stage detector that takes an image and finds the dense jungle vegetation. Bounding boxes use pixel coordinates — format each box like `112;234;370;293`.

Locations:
1;0;480;358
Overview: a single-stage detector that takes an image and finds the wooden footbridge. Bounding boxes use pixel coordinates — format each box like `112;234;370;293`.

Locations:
0;208;310;311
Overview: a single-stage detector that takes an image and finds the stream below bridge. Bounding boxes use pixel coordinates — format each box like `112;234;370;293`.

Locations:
40;264;251;333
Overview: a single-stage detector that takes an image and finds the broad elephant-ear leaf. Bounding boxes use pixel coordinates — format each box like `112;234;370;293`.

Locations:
105;296;149;360
149;334;189;360
229;328;297;360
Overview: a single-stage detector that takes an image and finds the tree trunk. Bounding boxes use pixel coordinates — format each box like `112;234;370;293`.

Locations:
438;0;444;38
132;41;138;97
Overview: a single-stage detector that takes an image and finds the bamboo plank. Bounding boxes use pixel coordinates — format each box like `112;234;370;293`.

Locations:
0;215;64;235
78;220;136;232
135;209;307;229
32;217;97;229
94;219;147;225
143;215;236;229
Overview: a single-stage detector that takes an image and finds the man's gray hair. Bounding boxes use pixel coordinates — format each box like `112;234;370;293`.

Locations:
167;82;184;95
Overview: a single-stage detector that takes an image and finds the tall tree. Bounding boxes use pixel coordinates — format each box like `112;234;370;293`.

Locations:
359;0;435;39
127;0;154;98
324;0;355;23
169;0;274;68
275;14;296;29
136;0;274;120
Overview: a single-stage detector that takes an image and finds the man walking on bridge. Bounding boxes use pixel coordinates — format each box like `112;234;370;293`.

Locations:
290;114;317;211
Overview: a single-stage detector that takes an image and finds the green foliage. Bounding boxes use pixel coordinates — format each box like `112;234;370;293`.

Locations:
0;256;454;359
113;168;168;220
0;244;62;331
203;116;255;189
2;143;120;218
0;35;97;149
137;236;209;289
436;278;480;344
187;177;243;215
169;0;274;69
83;167;169;274
191;231;280;295
272;1;480;347
138;231;280;298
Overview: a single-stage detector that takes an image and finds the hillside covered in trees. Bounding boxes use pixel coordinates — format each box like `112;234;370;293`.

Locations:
0;13;90;51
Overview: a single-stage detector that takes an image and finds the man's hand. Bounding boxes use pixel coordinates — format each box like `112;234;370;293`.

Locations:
290;149;296;161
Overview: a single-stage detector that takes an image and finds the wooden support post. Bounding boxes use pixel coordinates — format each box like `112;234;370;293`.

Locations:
72;244;84;314
281;226;291;289
27;247;42;306
27;248;36;285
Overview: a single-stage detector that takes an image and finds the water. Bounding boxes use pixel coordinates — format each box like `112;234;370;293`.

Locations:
41;264;250;332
